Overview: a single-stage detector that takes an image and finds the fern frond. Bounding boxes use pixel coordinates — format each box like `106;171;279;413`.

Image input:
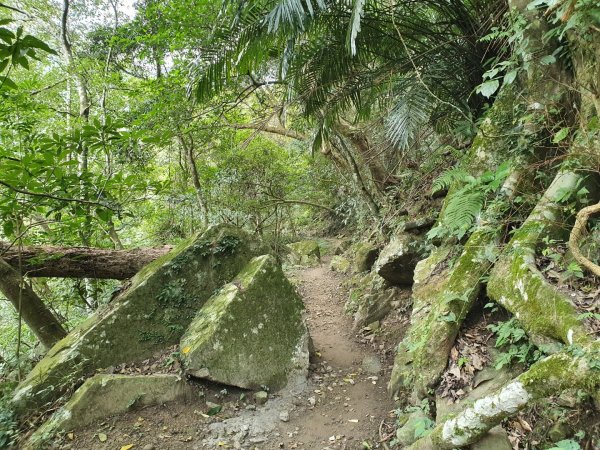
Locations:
443;188;485;238
431;167;470;194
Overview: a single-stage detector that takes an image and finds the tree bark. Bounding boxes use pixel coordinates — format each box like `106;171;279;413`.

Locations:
0;242;171;279
0;259;67;348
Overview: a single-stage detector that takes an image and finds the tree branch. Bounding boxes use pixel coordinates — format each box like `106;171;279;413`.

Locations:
0;179;116;210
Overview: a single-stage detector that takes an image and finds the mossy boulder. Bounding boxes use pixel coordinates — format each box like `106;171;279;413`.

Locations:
180;254;309;390
287;240;321;266
25;374;190;449
11;225;263;415
373;233;425;285
345;272;407;329
329;255;351;274
351;243;379;273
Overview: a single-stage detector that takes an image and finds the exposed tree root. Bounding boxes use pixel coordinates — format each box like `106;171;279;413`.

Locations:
407;344;600;449
488;170;598;347
569;201;600;277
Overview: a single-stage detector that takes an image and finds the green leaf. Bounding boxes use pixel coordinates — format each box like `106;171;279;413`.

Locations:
477;79;499;98
552;127;569;143
0;75;17;89
206;404;222;416
21;35;57;55
548;439;581;450
503;69;518;85
540;54;556;65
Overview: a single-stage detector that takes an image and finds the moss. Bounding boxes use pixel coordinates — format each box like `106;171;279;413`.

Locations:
519;344;600;399
12;225;263;416
287;240;321;266
330;255;351;274
392;229;499;396
351;242;379;273
181;254;309;390
25;374;189;449
488;219;587;346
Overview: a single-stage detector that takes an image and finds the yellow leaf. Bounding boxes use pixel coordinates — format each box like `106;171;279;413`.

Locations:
120;445;135;450
67;433;74;440
182;346;191;354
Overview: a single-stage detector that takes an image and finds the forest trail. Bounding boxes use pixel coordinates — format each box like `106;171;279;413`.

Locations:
65;257;396;450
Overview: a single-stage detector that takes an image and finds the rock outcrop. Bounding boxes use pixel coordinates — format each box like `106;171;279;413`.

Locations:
345;272;408;329
351;243;379;273
287;240;321;266
11;225;263;415
26;374;191;449
181;254;310;389
373;233;425;285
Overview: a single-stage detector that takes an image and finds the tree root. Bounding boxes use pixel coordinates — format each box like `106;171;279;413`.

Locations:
569;201;600;277
407;343;600;449
488;170;596;347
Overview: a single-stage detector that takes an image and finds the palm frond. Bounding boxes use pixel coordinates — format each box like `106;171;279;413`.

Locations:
384;81;433;150
346;0;366;56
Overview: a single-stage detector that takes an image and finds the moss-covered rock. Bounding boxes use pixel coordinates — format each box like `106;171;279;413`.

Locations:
11;225;263;415
373;233;425;285
180;254;309;390
332;239;352;255
329;255;351;274
351;243;379;273
345;272;407;329
287;240;321;266
25;374;190;449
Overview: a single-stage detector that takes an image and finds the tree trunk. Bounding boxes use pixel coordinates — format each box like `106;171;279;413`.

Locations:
0;259;67;348
334;121;400;193
0;242;171;279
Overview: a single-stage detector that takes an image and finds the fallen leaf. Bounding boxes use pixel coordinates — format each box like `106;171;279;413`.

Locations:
120;445;135;450
98;433;107;442
182;346;191;354
67;433;74;440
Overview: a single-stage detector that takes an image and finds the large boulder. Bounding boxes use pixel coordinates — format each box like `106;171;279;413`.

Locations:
180;254;310;390
351;242;380;273
25;374;191;449
286;240;321;266
373;233;425;285
11;225;263;415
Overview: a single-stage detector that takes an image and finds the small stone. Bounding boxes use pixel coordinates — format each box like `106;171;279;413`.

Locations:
279;410;290;422
308;397;316;407
245;404;256;411
254;391;268;405
143;445;156;450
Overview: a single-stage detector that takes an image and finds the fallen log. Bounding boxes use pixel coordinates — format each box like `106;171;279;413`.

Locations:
0;242;171;279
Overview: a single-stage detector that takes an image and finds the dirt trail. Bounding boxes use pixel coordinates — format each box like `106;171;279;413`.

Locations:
285;261;396;449
62;258;396;450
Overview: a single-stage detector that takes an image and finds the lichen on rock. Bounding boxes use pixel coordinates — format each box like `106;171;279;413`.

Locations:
180;254;310;390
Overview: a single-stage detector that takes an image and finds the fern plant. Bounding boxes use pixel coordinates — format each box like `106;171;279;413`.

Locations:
428;162;511;240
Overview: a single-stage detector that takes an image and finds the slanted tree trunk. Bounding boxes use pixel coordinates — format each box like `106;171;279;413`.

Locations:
0;242;171;279
0;259;67;348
